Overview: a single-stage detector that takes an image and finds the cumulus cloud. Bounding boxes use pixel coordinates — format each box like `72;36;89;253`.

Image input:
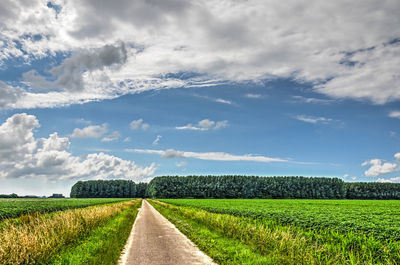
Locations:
70;124;108;138
377;177;400;183
361;153;400;177
176;119;228;131
130;119;149;130
126;148;288;163
0;113;156;181
0;81;24;108
101;131;120;142
295;115;333;124
0;0;399;108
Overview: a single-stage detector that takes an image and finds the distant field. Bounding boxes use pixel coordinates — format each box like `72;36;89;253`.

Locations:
153;199;400;264
0;198;130;220
161;198;400;241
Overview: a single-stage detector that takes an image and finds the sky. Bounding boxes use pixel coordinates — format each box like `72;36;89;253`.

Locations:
0;0;399;196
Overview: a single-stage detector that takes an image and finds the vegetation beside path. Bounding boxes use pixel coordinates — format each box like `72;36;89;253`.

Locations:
0;199;141;265
150;199;400;265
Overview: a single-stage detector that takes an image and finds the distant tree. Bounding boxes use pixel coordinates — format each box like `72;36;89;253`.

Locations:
70;180;137;198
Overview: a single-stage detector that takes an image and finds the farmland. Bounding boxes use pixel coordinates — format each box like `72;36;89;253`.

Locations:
0;199;141;265
151;199;400;264
159;199;400;241
0;198;130;220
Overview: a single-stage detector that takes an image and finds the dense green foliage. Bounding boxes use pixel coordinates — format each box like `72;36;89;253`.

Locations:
151;200;400;264
136;183;148;198
147;175;400;199
50;199;141;265
161;199;400;241
70;180;137;198
345;182;400;199
147;175;346;199
0;198;129;221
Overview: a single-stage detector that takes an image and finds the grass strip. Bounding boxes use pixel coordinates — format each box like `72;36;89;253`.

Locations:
49;199;141;265
150;200;400;265
0;200;137;265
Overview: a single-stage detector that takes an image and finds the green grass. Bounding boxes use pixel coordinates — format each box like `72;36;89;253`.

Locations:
0;198;131;220
49;199;141;265
151;199;400;264
160;199;400;241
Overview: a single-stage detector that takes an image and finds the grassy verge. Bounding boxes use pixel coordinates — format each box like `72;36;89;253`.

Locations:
50;199;141;265
0;200;139;265
149;200;400;265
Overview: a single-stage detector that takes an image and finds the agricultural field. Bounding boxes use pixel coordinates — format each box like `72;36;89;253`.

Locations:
0;198;130;220
0;199;141;265
151;199;400;264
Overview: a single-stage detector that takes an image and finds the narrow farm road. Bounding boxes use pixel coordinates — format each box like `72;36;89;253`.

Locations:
119;200;216;265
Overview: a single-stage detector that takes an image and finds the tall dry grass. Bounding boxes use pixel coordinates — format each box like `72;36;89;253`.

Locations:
0;200;136;265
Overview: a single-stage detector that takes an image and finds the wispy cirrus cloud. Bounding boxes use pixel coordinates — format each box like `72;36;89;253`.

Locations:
176;119;228;131
295;115;333;124
126;148;288;163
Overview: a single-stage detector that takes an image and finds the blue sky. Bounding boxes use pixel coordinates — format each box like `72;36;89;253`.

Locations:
0;0;399;196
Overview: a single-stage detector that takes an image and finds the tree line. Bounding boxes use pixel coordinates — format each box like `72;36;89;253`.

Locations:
70;180;148;198
69;176;400;199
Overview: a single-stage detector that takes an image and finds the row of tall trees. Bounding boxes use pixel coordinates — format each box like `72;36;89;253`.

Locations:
146;176;346;199
69;176;400;199
70;180;148;198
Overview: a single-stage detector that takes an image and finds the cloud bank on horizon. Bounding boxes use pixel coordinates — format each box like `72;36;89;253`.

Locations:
0;0;399;109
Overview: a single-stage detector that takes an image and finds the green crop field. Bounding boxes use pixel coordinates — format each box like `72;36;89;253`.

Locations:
0;198;130;220
160;199;400;241
152;199;400;264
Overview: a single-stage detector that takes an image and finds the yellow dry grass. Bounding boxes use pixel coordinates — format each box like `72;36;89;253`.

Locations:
0;200;136;265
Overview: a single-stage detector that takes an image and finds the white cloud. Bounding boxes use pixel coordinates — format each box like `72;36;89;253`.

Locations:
395;153;400;160
127;148;288;163
101;131;120;142
342;174;357;181
0;113;156;181
377;177;400;183
389;111;400;119
0;0;399;108
193;94;234;105
175;161;187;167
152;135;162;146
70;124;108;138
245;93;263;99
291;96;333;104
362;158;399;177
295;115;333;124
176;119;228;131
130;119;149;130
123;137;131;142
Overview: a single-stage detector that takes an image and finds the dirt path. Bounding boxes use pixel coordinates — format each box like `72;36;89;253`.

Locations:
119;200;216;265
